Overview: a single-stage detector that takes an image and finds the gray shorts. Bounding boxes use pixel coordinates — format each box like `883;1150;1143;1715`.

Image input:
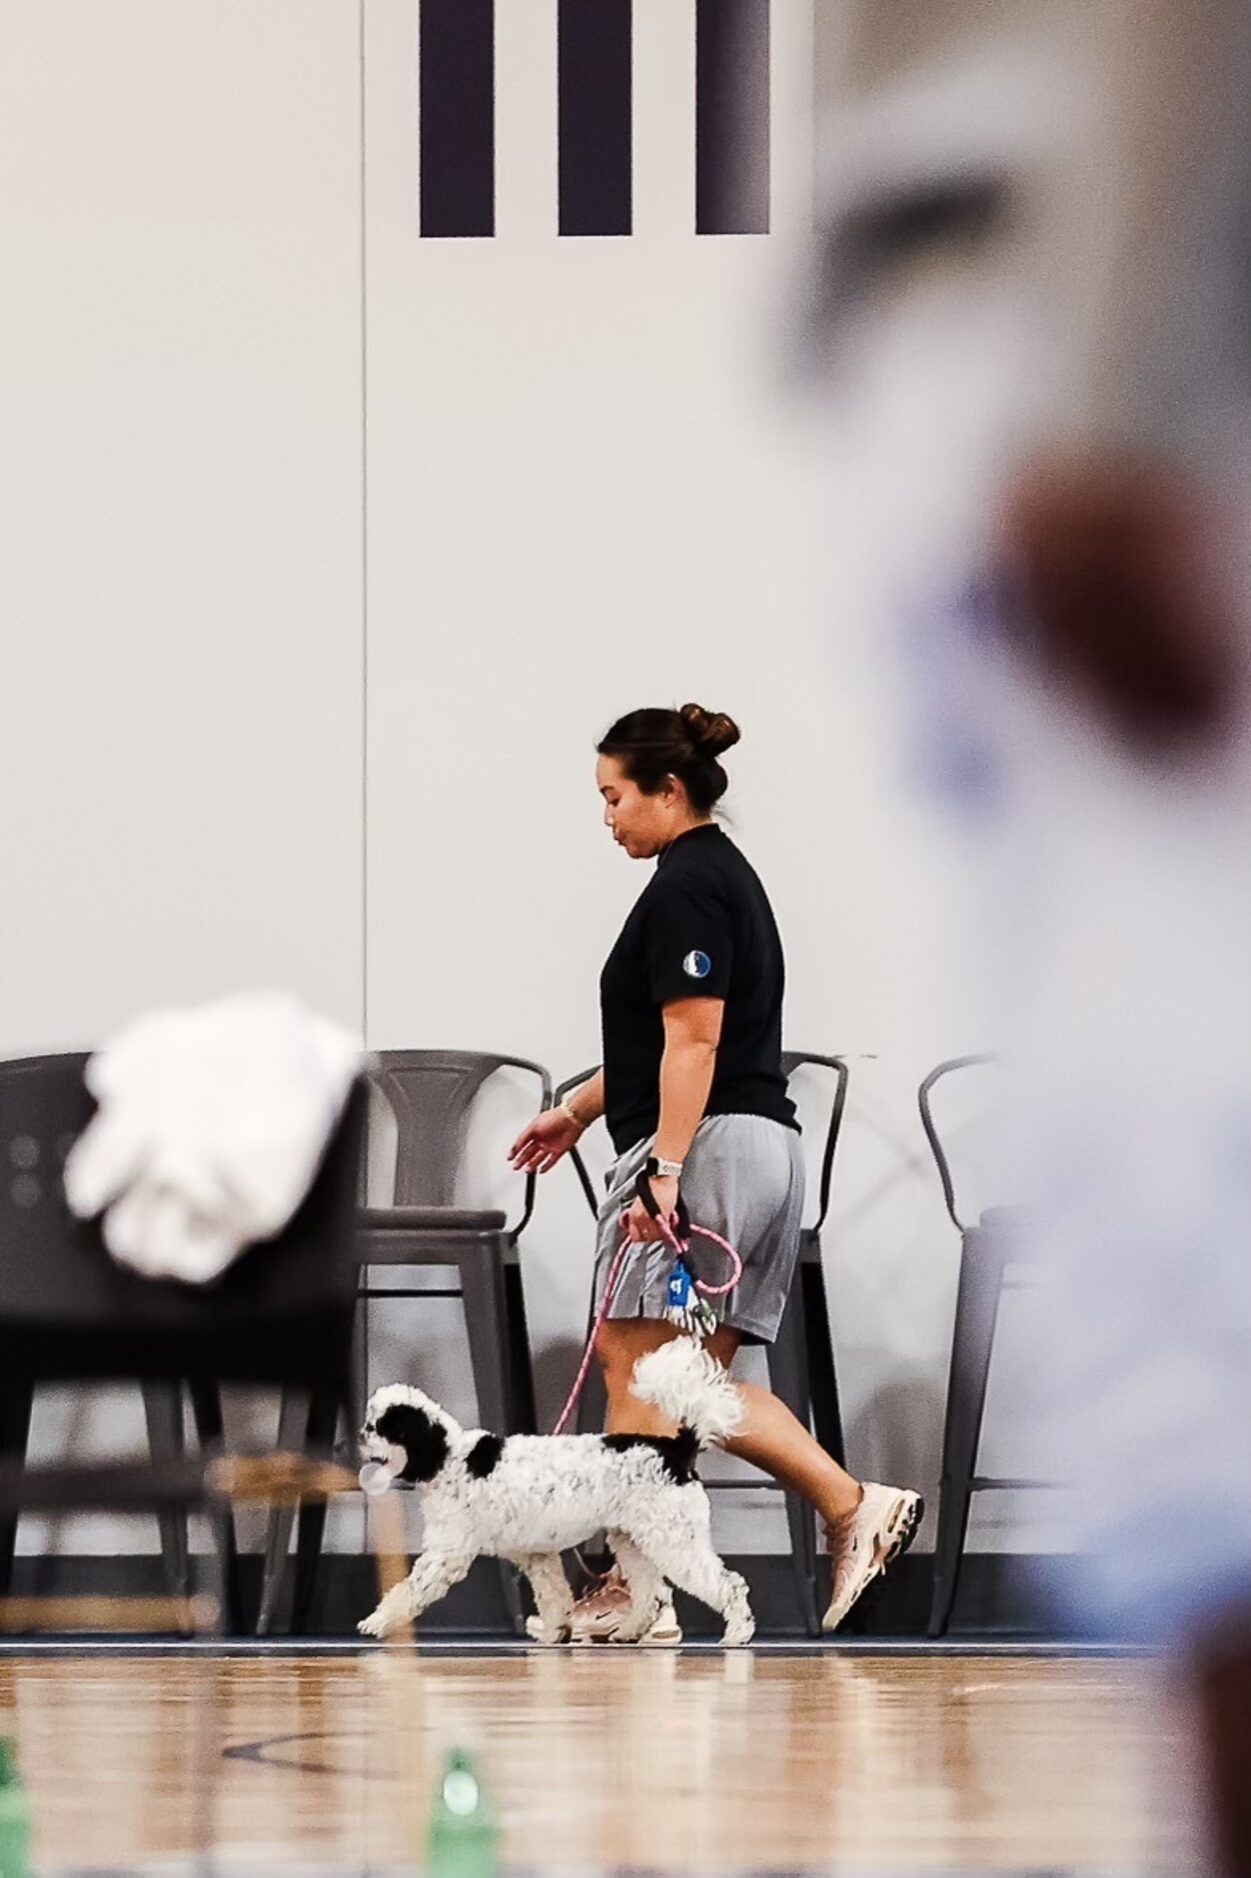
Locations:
592;1114;805;1344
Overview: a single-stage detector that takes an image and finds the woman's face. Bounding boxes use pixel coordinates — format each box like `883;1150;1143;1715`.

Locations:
597;755;676;860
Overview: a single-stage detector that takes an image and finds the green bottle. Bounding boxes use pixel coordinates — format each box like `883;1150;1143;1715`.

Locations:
426;1748;498;1878
0;1740;32;1878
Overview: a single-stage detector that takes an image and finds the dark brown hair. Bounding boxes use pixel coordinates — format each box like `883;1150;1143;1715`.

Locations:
597;703;741;814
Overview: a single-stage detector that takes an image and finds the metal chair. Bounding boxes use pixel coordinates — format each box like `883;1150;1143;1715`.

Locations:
919;1054;1040;1635
257;1049;550;1634
0;1055;227;1613
556;1052;849;1635
0;1052;368;1634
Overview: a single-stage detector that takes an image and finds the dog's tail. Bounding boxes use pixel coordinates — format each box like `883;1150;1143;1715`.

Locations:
630;1337;744;1450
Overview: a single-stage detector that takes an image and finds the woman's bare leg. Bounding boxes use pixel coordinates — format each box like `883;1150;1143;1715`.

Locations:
595;1318;862;1526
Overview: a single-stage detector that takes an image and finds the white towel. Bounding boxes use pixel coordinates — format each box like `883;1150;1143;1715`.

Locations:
64;990;363;1285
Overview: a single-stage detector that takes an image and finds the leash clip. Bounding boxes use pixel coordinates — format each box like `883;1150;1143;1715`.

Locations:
664;1254;718;1339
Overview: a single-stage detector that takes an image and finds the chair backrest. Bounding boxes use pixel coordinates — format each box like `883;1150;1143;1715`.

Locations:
369;1050;552;1231
0;1052;368;1391
780;1051;849;1234
556;1052;849;1233
918;1054;1001;1234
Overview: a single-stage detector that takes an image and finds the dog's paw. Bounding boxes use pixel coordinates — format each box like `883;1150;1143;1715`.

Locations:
524;1615;572;1645
358;1595;410;1640
357;1582;415;1640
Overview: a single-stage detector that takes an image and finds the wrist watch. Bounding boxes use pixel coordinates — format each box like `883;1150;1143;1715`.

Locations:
646;1155;684;1181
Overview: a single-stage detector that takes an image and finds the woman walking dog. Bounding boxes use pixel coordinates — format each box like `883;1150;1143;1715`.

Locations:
511;703;921;1641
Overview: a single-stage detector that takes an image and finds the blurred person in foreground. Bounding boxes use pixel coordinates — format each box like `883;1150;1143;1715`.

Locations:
808;3;1251;1871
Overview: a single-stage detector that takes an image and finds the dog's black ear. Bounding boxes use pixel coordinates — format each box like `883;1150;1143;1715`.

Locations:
375;1404;449;1483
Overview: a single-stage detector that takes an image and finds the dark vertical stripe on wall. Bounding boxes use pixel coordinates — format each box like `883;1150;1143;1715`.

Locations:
695;0;770;235
559;0;633;236
419;0;495;238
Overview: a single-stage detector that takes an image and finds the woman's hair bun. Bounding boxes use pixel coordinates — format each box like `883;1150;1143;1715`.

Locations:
679;702;741;759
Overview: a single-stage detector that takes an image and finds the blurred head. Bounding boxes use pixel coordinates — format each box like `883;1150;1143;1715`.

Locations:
808;0;1248;763
596;703;740;859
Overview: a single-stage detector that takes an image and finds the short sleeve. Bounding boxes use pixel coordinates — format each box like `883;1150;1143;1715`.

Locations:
645;881;734;1005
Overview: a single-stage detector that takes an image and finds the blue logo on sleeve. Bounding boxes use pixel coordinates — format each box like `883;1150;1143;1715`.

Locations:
683;950;712;980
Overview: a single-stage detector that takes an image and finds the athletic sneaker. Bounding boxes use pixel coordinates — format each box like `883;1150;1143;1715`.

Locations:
566;1572;682;1645
637;1596;682;1646
822;1483;924;1633
568;1571;630;1640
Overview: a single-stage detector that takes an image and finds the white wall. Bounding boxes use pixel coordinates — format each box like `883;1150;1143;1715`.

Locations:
1;0;1050;1562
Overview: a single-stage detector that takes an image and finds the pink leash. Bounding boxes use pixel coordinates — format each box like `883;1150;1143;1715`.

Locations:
551;1211;743;1436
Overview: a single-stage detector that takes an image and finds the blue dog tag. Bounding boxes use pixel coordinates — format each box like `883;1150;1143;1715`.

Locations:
667;1259;694;1316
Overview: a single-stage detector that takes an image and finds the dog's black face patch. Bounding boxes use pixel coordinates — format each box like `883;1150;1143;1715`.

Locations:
375;1403;449;1483
465;1433;505;1479
603;1430;700;1486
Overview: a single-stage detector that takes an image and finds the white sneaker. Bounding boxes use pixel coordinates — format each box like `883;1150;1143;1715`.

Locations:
822;1483;924;1633
637;1595;682;1646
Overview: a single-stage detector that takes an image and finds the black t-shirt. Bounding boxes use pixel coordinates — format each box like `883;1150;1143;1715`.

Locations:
600;823;799;1155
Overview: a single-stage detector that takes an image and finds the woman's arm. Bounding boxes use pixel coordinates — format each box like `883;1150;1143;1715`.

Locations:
623;997;724;1242
561;1068;606;1129
655;998;724;1165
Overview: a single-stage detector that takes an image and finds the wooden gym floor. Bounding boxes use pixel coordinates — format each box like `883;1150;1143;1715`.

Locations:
0;1645;1179;1875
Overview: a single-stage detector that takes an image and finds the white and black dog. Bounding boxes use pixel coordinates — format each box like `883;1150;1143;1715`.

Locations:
357;1338;754;1645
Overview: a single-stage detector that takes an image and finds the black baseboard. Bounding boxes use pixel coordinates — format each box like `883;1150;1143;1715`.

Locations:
8;1550;1061;1639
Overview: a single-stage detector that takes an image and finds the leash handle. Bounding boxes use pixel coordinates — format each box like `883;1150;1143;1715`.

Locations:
633;1166;692;1240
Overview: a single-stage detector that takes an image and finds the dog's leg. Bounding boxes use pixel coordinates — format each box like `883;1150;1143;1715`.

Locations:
357;1548;473;1639
512;1552;575;1644
627;1501;755;1647
601;1531;665;1644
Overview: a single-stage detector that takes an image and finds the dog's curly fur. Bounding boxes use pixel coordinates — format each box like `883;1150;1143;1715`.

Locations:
358;1339;755;1646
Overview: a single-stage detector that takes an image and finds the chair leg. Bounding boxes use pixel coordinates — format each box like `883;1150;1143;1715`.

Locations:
458;1240;525;1632
0;1379;34;1601
929;1225;1007;1637
457;1242;515;1434
352;1285;370;1447
766;1274;822;1637
140;1382;190;1604
256;1388;312;1636
189;1381;246;1634
290;1385;344;1637
503;1254;538;1434
801;1238;847;1470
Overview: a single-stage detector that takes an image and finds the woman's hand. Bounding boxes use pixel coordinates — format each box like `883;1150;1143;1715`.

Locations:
622;1174;681;1245
508;1109;584;1176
